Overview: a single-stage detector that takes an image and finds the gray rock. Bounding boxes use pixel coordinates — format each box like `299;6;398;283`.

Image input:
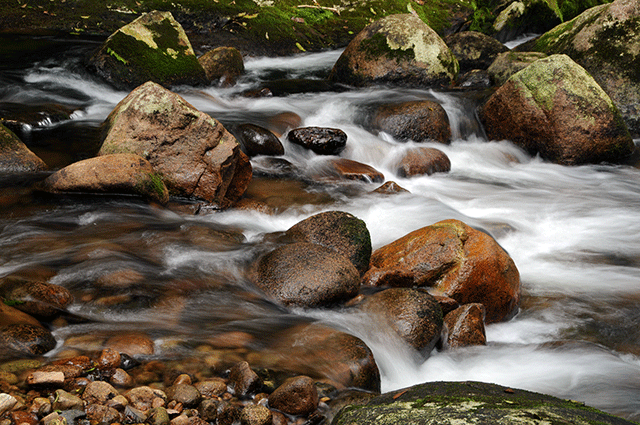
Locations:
0;123;46;173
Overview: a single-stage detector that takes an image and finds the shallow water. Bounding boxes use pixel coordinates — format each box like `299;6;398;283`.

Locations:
2;36;640;420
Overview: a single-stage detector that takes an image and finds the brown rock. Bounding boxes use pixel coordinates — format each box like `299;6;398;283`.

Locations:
0;123;47;173
106;332;155;356
199;47;244;86
240;404;272;425
397;147;451;177
0;302;44;329
372;181;410;195
371;100;451;144
8;411;38;425
228;361;261;398
326;158;385;183
267;112;303;137
51;389;83;411
99;81;251;206
487;51;548;86
234;124;284;157
166;384;201;407
444;31;509;72
83;381;119;404
194;379;227;398
268;375;318;416
363;219;520;323
32;364;84;380
0;276;72;318
0;323;57;356
110;368;135;388
26;371;65;386
125;386;168;411
444;303;487;348
287;127;347;155
98;348;121;373
85;404;123;425
253;242;360;307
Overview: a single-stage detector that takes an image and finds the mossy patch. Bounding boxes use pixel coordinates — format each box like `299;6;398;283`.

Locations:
360;32;415;62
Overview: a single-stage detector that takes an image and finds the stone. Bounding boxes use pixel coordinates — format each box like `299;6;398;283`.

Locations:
147;407;170;425
358;288;443;354
8;411;38;425
98;348;121;373
234;123;284;157
125;386;168;411
82;381;119;404
0;301;47;329
228;361;261;399
372;181;410;195
166;384;201;407
0;123;46;173
457;69;492;89
287;127;347;155
110;368;134;388
479;54;634;165
492;0;562;42
487;51;548;86
0;393;17;416
268;376;318;416
371;100;451;144
444;31;509;72
397;147;451;177
198;47;244;86
124;405;148;423
194;379;227;398
329;14;458;87
217;402;241;425
0;323;56;357
26;371;65;386
444;303;487;348
87;10;208;90
52;389;83;411
363;219;521;323
0;277;72;318
99;81;251;206
85;404;122;425
325;158;385;183
198;399;219;422
239;405;272;425
253;242;360;308
106;332;155;356
40;153;169;204
284;211;371;275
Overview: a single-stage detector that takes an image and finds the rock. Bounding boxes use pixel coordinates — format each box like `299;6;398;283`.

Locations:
491;0;562;42
87;10;207;90
0;393;17;416
0;323;57;357
240;405;272;425
372;181;410;195
125;386;167;411
329;14;459;87
457;69;492;89
99;81;251;206
26;371;65;386
110;368;134;388
40;153;169;204
371;100;451;144
479;54;634;165
52;389;84;411
147;407;170;425
83;381;119;405
444;303;487;348
284;211;372;275
358;288;443;354
85;404;122;425
228;361;261;399
332;381;636;425
268;375;318;416
166;384;201;407
487;51;548;86
363;219;521;323
105;332;155;356
234;124;284;157
253;242;361;308
444;31;509;72
198;47;244;86
397;147;451;177
124;405;148;423
198;399;219;422
529;0;640;135
325;158;385;183
0;277;72;319
287;127;347;155
8;411;38;425
194;379;227;398
98;348;121;373
0;299;50;329
0;123;47;173
217;402;241;425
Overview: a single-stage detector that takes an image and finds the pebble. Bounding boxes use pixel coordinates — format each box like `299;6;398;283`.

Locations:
26;371;64;386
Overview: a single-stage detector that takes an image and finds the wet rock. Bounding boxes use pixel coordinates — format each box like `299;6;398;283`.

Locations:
148;406;170;425
198;399;219;421
268;375;318;416
287;127;347;155
487;51;548;86
30;397;52;417
372;181;409;194
325;158;385;183
124;405;148;423
266;112;303;137
240;404;272;425
40;153;169;204
457;69;492;89
234;124;284;157
329;14;459;88
87;10;207;90
363;219;521;323
125;386;168;411
285;211;372;275
397;147;451;177
358;288;443;354
0;123;47;173
194;379;227;398
228;361;261;399
444;303;487;348
98;348;121;374
99;81;251;206
479;54;634;165
9;411;38;425
85;404;123;425
444;31;509;72
0;300;48;329
106;332;155;357
83;381;119;404
198;46;244;86
217;401;241;425
371;100;451;144
253;242;360;308
0;323;57;357
492;0;562;42
433;294;460;316
0;277;72;319
52;389;84;411
110;368;134;388
166;384;201;407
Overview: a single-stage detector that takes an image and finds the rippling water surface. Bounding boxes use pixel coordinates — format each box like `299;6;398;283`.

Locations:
2;36;640;420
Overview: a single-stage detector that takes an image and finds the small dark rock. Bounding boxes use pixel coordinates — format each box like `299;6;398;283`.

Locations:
287;127;347;155
235;123;284;157
268;375;318;416
228;361;261;399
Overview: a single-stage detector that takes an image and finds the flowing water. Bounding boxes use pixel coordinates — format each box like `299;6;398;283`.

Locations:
2;35;640;420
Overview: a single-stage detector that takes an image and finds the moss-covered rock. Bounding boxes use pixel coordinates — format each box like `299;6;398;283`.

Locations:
198;46;244;86
444;30;508;71
0;123;47;173
87;10;207;90
332;381;637;425
487;50;548;86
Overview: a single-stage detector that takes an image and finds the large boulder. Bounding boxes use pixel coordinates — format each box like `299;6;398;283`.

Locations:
0;123;46;173
491;0;563;42
332;381;636;425
363;219;520;323
87;10;208;90
39;154;169;204
98;81;251;206
479;54;634;165
444;31;509;72
529;0;640;135
370;100;451;144
487;51;548;86
198;46;244;87
329;14;459;88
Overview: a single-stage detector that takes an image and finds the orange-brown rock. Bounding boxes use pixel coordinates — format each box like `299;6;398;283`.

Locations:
444;303;487;348
363;219;520;323
372;101;451;144
198;46;244;86
325;158;384;183
0;123;46;173
397;147;451;177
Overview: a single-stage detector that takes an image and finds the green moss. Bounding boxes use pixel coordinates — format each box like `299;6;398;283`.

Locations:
360;32;415;63
136;172;168;203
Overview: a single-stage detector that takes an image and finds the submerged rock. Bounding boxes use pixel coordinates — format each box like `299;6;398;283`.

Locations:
329;14;459;88
325;158;385;184
371;100;451;144
0;123;47;173
479;54;634;165
268;376;318;417
0;324;57;357
87;10;207;90
0;276;72;318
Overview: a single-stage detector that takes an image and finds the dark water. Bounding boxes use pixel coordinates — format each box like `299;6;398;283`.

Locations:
2;35;640;420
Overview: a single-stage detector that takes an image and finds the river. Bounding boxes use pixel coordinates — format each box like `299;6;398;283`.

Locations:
1;35;640;421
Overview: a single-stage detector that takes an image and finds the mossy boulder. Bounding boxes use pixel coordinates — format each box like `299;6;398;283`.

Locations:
0;123;47;173
87;10;207;90
444;31;509;72
491;0;563;42
198;46;244;87
479;54;634;165
529;0;640;135
329;14;459;88
487;51;548;86
332;381;636;425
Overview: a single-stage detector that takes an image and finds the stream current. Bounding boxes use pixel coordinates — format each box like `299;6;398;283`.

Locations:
1;35;640;420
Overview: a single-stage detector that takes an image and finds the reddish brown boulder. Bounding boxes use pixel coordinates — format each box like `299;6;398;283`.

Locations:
0;323;56;357
198;46;244;86
372;181;410;195
268;375;318;416
0;123;46;173
397;147;451;177
228;361;261;399
99;81;251;206
371;100;451;144
444;303;487;348
325;158;385;183
0;277;72;318
363;219;520;323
